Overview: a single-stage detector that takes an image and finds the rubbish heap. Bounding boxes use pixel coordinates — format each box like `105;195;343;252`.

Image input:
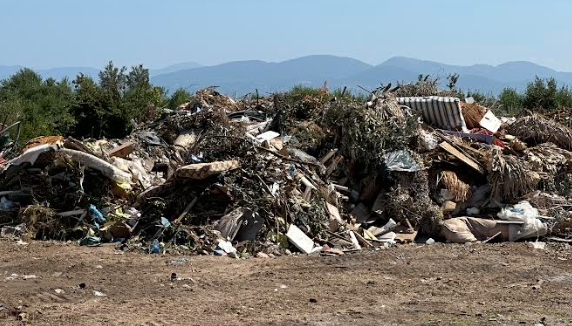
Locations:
1;85;572;256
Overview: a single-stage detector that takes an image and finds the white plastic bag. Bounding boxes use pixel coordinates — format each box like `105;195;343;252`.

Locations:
498;201;547;241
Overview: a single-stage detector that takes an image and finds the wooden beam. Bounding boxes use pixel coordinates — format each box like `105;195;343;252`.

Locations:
439;141;485;174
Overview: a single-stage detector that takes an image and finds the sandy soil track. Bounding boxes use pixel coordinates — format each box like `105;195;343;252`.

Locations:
1;240;571;325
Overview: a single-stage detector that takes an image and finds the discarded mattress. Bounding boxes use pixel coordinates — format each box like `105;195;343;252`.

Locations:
441;217;507;243
397;96;468;132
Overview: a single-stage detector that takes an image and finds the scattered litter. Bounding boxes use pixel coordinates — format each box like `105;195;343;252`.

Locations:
530;242;547;250
0;85;569;256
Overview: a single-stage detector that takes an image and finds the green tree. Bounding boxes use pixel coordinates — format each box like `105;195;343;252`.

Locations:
123;64;165;123
70;73;106;138
0;68;74;142
556;85;572;108
498;87;523;115
446;73;460;91
168;88;192;110
523;77;559;110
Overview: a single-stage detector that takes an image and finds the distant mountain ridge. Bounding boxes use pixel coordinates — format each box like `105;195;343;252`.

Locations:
150;55;372;95
3;56;572;95
0;66;100;81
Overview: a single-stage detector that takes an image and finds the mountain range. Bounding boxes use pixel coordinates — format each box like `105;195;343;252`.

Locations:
2;56;572;95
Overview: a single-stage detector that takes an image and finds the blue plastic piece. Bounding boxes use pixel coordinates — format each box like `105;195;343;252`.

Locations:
151;239;160;254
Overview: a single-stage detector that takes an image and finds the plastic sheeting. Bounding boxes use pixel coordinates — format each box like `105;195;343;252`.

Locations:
384;150;420;172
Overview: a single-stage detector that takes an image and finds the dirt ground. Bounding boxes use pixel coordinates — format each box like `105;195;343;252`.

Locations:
1;240;571;326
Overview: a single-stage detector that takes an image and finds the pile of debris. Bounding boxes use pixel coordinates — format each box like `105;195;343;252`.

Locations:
1;85;572;256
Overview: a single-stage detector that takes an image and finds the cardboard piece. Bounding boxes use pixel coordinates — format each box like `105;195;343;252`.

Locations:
479;110;502;133
326;202;343;232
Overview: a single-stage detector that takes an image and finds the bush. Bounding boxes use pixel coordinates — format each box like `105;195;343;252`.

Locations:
522;77;572;111
168;88;192;110
0;69;74;142
498;87;523;115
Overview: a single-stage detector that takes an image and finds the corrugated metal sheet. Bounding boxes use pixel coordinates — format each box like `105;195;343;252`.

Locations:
397;96;467;131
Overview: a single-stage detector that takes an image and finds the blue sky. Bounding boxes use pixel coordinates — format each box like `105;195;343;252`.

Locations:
1;0;570;70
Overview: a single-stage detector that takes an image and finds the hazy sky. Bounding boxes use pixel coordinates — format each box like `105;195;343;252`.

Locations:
1;0;570;70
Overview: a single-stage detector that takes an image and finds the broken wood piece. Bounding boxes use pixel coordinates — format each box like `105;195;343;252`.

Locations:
325;156;343;176
256;175;275;198
217;208;243;241
483;231;502;243
299;175;317;190
348;231;362;250
439;141;485;174
403;218;414;232
363;229;377;240
442;201;457;212
332;184;349;193
107;142;134;158
173;197;198;225
270;138;283;151
256;145;322;167
547;237;572;243
353;231;373;248
303;187;312;201
319;149;338;165
395;230;418;243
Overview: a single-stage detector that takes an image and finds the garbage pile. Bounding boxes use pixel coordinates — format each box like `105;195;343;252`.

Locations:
1;85;572;256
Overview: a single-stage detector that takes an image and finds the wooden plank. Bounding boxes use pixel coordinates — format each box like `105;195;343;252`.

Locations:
353;230;373;248
395;231;418;243
439;141;485;174
108;142;134;158
319;149;338;165
173;197;198;225
325;156;343;176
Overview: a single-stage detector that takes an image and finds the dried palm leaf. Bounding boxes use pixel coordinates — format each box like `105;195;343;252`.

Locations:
438;170;472;202
525;143;572;174
487;150;542;201
507;115;572;150
370;92;405;121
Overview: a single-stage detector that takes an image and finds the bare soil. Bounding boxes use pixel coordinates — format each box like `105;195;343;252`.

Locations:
1;240;571;326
